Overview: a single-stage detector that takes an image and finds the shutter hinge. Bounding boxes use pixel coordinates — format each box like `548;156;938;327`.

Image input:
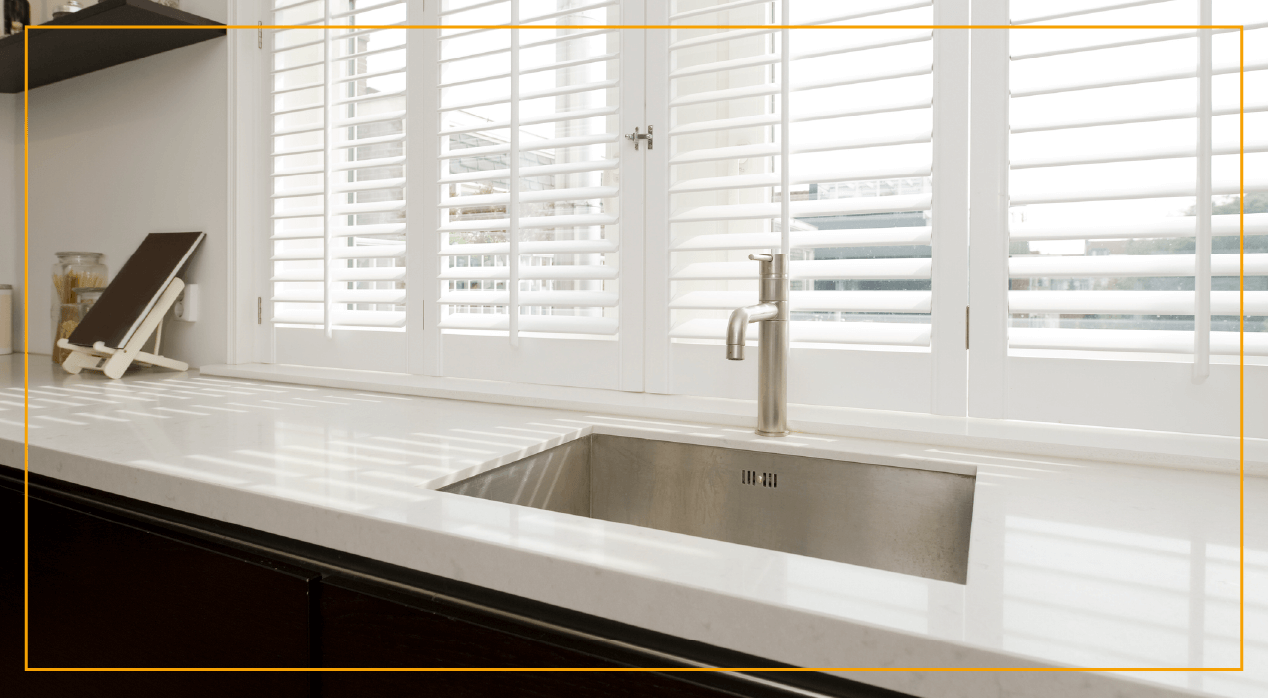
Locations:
965;306;970;350
258;21;262;50
258;297;263;325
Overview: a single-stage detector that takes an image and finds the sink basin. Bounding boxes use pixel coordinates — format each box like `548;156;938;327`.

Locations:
441;435;975;584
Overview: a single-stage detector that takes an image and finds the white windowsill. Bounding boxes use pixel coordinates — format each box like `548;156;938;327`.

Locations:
200;362;1267;477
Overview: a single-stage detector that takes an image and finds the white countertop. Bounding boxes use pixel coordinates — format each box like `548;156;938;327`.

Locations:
2;356;1263;698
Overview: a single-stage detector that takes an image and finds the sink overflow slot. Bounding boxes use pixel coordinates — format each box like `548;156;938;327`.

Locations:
742;470;778;488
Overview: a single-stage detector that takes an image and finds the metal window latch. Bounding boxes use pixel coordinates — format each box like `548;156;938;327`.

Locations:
626;126;653;150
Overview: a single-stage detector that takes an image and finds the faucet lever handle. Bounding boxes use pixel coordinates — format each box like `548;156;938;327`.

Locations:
748;253;774;262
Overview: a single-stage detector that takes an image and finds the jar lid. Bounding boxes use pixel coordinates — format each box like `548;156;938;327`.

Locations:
56;251;103;257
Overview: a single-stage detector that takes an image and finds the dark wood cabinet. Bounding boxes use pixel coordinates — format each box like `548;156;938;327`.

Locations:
319;578;737;697
2;467;910;698
5;484;314;698
28;496;318;671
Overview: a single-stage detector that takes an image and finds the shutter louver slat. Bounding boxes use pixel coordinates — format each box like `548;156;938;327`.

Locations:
332;289;408;304
1010;328;1268;356
672;194;932;224
439;265;616;281
671;290;933;313
442;239;617;255
670;95;930;135
1011;23;1268;61
440;133;618;160
271;228;325;240
670;161;933;193
439;28;614;65
673;258;932;281
438;214;619;233
1010;290;1268;316
1012;94;1268;134
445;79;619;112
439;158;619;185
441;186;618;207
1011;141;1268;170
522;0;619;23
1011;212;1268;241
333;245;405;260
1013;0;1177;26
440;290;619;307
331;155;405;171
330;223;406;238
439;313;618;335
439;0;506;17
669;319;932;347
673;227;933;251
1010;171;1268;206
1013;60;1268;98
333;266;408;282
440;106;619;136
669;0;771;21
1009;254;1267;278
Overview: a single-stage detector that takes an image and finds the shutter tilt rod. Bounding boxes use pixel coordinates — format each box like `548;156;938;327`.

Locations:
1193;0;1212;382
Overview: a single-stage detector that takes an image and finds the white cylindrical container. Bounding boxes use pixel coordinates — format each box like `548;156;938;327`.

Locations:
0;284;12;355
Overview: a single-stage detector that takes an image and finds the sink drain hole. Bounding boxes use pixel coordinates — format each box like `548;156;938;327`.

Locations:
742;470;778;487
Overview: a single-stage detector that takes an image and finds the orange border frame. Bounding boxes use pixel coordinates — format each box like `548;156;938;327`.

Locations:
19;20;1247;680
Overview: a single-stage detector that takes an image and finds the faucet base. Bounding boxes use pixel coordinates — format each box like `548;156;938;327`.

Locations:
755;429;790;437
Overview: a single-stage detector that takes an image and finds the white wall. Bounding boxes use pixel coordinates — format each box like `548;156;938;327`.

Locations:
0;94;18;350
25;0;231;367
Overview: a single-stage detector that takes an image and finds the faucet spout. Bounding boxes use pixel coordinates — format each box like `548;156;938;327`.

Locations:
725;303;779;360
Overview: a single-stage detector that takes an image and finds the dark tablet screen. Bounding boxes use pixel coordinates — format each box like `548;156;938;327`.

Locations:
68;232;205;349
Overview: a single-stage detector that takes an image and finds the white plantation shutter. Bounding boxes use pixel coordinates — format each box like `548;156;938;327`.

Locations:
651;0;967;412
424;0;643;390
966;0;1267;437
437;0;622;337
271;0;407;334
1006;0;1268;359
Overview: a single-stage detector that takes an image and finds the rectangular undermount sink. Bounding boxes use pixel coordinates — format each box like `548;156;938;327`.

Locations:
441;435;976;584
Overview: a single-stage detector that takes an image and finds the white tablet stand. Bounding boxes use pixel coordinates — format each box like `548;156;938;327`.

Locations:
57;277;188;379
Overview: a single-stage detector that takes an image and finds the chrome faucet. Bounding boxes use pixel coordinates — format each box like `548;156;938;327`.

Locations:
726;252;789;437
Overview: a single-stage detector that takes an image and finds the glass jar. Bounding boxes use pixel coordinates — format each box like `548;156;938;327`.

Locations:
74;287;106;307
52;253;107;364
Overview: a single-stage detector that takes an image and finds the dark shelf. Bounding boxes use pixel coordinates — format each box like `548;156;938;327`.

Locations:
0;0;226;94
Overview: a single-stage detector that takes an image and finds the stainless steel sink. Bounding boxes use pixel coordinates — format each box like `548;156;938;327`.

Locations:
441;435;975;584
